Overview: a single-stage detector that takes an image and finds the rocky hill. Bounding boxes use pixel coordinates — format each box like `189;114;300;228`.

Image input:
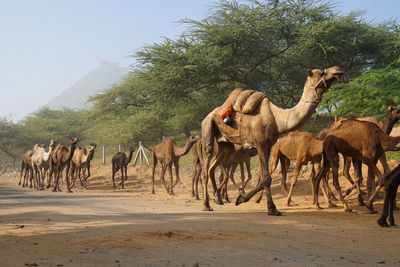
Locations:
46;61;127;110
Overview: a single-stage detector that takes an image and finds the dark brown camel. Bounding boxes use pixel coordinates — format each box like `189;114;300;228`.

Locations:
152;135;200;195
377;164;400;227
201;66;343;212
19;150;33;187
313;119;400;212
111;147;135;189
341;107;400;197
51;137;79;193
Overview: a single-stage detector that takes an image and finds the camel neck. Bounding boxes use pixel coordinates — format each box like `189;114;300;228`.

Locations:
174;140;194;157
269;86;319;134
382;113;398;135
126;150;134;164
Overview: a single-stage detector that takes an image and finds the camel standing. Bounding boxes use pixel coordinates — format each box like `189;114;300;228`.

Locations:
313;120;400;212
31;140;57;190
152;135;200;195
51;137;79;193
70;144;96;189
19;150;33;187
201;66;343;212
111;147;135;189
264;130;335;206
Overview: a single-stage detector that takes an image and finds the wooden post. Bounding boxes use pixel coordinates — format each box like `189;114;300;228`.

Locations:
118;144;121;152
102;146;106;165
133;141;150;166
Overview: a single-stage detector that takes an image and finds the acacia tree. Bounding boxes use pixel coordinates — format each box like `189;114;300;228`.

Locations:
89;0;400;141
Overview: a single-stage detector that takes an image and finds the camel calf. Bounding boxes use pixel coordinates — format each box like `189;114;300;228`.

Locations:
111;147;135;189
377;164;400;227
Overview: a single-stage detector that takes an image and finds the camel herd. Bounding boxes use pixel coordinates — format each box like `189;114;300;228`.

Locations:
19;137;96;193
16;66;400;227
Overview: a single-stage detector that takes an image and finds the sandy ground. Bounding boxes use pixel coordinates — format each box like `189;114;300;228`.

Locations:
1;161;400;267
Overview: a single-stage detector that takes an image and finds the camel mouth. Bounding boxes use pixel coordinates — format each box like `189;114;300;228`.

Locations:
332;72;344;82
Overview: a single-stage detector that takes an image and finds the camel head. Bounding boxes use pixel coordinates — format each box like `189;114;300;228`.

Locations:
305;66;344;102
129;147;135;153
69;137;79;146
49;140;57;149
188;135;201;145
388;106;400;122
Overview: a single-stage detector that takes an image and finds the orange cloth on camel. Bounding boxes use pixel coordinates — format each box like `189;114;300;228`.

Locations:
218;103;233;119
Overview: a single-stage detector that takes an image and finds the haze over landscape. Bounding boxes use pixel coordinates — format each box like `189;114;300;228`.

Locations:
0;0;399;121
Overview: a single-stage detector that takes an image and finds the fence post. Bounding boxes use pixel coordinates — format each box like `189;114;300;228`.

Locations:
118;144;121;152
102;146;106;165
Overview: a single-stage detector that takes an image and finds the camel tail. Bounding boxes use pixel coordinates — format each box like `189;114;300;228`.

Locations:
151;149;158;169
269;145;281;174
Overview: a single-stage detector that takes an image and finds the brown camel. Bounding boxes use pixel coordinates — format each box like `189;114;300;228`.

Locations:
152;135;200;195
261;130;335;206
377;164;400;227
31;140;57;190
201;66;343;212
19;150;33;187
111;147;135;189
191;139;256;201
51;137;79;192
313;119;400;212
70;144;96;189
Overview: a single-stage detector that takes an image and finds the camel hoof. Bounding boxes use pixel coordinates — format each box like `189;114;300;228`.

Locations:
52;189;57;192
151;190;155;194
202;206;213;211
377;218;389;227
268;208;282;216
328;203;337;208
214;198;224;205
344;207;352;212
315;205;323;210
67;190;73;193
366;208;378;214
235;195;244;206
18;182;21;185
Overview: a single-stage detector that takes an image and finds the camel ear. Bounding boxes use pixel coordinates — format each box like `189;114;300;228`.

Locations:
306;69;313;77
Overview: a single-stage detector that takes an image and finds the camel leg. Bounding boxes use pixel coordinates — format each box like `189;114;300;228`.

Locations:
286;162;302;206
64;164;73;193
242;159;252;192
160;165;170;194
53;166;61;192
311;162;335;207
151;153;158;194
280;156;290;194
365;163;384;212
237;145;281;216
201;152;213;211
124;164;128;188
19;161;25;186
229;163;242;194
313;160;330;209
217;164;230;203
208;156;225;205
331;156;351;212
191;163;201;199
172;161;180;189
168;164;174;195
111;163;118;188
378;174;399;227
351;160;365;206
120;166;125;189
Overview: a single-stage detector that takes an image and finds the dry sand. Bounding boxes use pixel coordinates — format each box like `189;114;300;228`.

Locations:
1;161;400;266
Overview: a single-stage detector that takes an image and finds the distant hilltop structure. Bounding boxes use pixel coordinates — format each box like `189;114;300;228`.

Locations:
46;61;128;110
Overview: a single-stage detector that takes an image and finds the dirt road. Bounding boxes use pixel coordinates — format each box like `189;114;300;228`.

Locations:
1;164;400;266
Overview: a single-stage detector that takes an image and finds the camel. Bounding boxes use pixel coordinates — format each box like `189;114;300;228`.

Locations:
191;139;256;201
313;119;400;212
152;135;200;195
31;140;57;190
70;144;96;189
111;147;135;189
79;143;96;184
377;164;400;227
51;137;79;193
200;66;343;212
19;150;33;187
261;130;335;206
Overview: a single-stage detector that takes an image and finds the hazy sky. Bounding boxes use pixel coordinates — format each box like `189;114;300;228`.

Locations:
1;0;399;121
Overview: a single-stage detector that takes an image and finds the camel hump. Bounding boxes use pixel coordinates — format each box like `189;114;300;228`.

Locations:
233;90;265;114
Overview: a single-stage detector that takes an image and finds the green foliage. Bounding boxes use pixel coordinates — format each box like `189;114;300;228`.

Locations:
320;66;400;118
